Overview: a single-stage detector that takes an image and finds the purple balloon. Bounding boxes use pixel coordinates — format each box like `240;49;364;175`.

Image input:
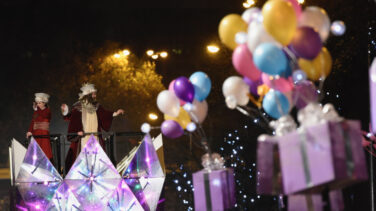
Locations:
243;77;263;97
174;76;195;103
292;80;318;109
290;26;322;60
161;120;184;139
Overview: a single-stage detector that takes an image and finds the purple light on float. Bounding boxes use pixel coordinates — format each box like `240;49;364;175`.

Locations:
122;134;166;211
46;182;81;210
16;138;62;183
123;135;164;178
107;180;144;210
64;135;121;210
17;181;61;211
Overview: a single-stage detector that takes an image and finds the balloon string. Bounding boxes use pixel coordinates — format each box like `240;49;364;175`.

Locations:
236;105;273;133
318;53;327;102
283;46;298;66
188;110;212;156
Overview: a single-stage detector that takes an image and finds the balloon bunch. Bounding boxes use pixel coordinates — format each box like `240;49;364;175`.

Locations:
219;0;346;119
152;71;211;139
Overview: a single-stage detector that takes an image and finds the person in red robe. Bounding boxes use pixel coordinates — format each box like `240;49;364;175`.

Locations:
61;83;124;171
26;93;53;161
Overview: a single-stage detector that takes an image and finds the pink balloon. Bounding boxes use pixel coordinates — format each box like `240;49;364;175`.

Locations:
169;80;185;106
285;0;302;19
232;44;262;81
261;73;294;93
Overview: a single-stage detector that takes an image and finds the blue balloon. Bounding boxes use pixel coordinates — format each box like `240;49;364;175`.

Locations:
262;90;290;119
189;71;212;101
281;61;292;78
253;43;288;76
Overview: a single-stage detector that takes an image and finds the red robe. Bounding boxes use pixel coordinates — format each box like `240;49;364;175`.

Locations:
64;103;113;171
28;107;53;159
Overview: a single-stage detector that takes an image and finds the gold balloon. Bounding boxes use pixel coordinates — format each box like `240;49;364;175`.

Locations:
298;47;332;81
262;0;297;46
218;14;248;50
164;107;191;129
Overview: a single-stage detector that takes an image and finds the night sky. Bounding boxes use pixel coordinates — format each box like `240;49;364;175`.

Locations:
1;0;375;209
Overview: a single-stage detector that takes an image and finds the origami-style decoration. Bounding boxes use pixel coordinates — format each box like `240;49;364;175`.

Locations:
15;138;63;210
16;138;62;183
16;181;61;211
10;138;27;184
64;135;121;210
123;134;165;211
107;179;144;211
45;182;81;210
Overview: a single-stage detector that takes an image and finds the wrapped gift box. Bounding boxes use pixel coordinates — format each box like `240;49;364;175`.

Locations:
328;189;345;211
288;194;323;211
193;168;236;211
288;189;344;211
278;122;335;194
328;120;368;189
278;120;368;194
256;135;283;195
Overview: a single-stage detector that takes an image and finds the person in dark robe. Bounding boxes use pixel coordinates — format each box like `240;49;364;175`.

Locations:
61;83;124;171
27;93;53;161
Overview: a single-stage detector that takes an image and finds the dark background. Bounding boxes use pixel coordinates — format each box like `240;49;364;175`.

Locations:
0;0;375;210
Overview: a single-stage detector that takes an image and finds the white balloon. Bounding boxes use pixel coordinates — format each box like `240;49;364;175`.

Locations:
156;90;180;117
183;103;193;112
141;123;151;133
235;32;248;45
186;122;197;132
225;96;237;109
299;6;331;42
331;21;346;36
241;7;262;23
189;100;208;123
222;76;250;107
247;21;280;53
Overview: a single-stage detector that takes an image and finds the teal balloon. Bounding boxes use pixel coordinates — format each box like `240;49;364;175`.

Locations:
189;71;212;101
253;43;288;76
262;90;290;119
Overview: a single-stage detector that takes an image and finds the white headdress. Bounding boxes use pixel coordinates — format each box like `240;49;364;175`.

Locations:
35;93;50;103
79;83;97;99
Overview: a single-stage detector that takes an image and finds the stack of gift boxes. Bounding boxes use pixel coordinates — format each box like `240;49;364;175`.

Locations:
192;153;237;211
257;103;368;211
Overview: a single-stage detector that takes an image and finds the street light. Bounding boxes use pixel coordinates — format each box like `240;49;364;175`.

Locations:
123;49;130;56
243;0;255;8
160;51;168;58
114;53;121;58
207;45;220;54
151;54;159;60
148;113;158;120
146;50;154;56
